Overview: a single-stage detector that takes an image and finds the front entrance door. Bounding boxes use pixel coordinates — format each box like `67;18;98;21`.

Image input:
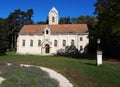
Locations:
45;44;50;53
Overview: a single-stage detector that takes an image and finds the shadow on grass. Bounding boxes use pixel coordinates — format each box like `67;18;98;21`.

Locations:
55;53;120;62
83;62;96;66
0;53;6;56
55;53;96;60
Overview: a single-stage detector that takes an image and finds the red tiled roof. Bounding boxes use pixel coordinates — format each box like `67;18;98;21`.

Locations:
19;24;88;34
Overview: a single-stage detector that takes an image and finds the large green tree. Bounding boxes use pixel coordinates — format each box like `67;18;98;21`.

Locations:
94;0;120;57
77;16;98;53
0;18;9;54
7;9;34;49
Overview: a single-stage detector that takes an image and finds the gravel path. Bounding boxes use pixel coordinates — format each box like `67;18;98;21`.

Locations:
4;63;73;87
0;63;73;87
0;77;5;84
40;66;73;87
20;64;73;87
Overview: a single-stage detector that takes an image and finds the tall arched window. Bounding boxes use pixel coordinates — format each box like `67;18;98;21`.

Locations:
22;40;25;46
52;17;55;22
54;40;57;46
63;40;66;46
80;46;83;51
38;40;41;46
30;40;33;46
71;40;74;45
80;37;83;41
46;30;49;34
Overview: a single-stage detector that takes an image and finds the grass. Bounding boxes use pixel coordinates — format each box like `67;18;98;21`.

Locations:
0;54;120;87
0;63;59;87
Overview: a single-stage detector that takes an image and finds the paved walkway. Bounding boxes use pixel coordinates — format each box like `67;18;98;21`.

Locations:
20;64;73;87
0;77;5;84
40;66;73;87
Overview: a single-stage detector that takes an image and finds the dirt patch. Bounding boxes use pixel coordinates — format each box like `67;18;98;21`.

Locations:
104;59;120;64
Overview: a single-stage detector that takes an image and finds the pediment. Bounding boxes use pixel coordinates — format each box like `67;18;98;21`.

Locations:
41;39;52;46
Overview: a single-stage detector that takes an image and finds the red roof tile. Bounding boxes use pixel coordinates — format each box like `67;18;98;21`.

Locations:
19;24;88;34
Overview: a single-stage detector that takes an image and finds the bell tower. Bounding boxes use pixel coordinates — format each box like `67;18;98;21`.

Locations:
49;7;58;25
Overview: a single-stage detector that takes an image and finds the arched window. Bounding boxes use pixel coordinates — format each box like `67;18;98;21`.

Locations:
52;17;55;22
22;40;25;46
63;40;66;46
38;40;41;46
30;40;33;46
80;37;83;41
46;30;49;34
71;40;74;45
80;46;83;51
54;40;57;46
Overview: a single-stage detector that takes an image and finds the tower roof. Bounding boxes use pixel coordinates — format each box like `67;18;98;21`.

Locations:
49;7;58;14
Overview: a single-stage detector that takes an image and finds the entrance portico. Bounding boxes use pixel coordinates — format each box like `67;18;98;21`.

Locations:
41;40;52;55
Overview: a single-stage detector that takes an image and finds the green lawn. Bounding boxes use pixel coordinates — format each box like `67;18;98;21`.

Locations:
0;54;120;87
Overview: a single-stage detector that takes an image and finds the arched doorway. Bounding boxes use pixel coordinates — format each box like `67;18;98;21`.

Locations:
45;44;50;53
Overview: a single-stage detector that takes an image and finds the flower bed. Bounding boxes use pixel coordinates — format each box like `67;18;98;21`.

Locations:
0;63;59;87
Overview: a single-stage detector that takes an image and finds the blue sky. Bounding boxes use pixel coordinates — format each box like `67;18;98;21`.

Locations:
0;0;96;23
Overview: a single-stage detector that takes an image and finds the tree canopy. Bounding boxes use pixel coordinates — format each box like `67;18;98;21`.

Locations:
0;18;9;54
0;9;34;54
59;17;71;24
94;0;120;57
7;9;34;49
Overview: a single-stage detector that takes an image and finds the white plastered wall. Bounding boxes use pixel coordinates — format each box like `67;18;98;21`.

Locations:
17;33;89;55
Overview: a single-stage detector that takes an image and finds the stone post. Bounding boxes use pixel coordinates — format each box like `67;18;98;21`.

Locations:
97;50;103;66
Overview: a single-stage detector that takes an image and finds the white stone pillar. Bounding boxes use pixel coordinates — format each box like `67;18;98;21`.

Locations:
97;51;103;66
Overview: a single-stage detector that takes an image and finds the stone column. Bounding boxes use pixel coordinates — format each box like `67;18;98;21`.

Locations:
97;50;103;66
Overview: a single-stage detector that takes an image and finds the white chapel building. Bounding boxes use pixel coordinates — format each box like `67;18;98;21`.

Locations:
17;7;89;55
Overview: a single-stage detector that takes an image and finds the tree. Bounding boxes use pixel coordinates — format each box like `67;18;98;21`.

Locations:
59;17;71;24
71;17;78;24
36;21;46;24
94;0;120;57
77;16;87;24
7;9;34;49
0;18;9;54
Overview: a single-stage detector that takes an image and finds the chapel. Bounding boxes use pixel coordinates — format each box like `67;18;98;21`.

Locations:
17;7;89;55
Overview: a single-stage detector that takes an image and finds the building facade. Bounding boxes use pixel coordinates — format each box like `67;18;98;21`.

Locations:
17;7;89;55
